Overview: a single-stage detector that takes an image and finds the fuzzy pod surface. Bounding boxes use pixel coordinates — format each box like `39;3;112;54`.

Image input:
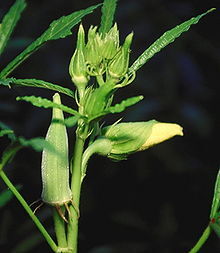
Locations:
41;93;72;205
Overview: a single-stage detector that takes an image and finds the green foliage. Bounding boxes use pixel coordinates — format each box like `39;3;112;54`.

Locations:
210;169;220;219
107;95;144;114
0;143;22;170
99;0;118;35
0;1;216;252
16;95;81;116
52;115;79;128
0;185;22;208
0;0;26;55
0;3;101;78
0;78;75;98
89;95;144;122
128;8;215;74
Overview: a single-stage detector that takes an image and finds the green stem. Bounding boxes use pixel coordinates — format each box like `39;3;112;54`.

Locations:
188;225;211;253
53;207;67;249
0;170;58;252
67;125;88;253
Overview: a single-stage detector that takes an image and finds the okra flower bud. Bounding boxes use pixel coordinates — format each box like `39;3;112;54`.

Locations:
84;26;103;67
101;120;183;160
69;24;89;97
41;93;72;206
108;32;133;79
101;23;120;60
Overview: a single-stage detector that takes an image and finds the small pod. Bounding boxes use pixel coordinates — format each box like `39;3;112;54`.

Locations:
41;93;72;206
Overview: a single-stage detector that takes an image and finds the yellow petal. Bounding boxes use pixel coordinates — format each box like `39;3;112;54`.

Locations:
139;122;183;151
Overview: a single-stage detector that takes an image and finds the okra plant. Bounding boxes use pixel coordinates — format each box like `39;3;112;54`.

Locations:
0;0;217;252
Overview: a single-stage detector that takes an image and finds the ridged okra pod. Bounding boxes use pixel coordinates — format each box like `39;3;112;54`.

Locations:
41;93;72;206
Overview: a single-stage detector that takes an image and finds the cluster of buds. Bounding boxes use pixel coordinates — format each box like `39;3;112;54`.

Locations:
69;23;134;102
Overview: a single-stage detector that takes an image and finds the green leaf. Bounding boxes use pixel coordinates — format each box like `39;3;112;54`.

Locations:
18;137;55;152
0;143;22;171
16;95;81;116
128;8;216;74
0;185;22;208
0;4;101;78
52;115;79;127
0;121;16;141
99;0;118;35
107;95;144;113
0;0;26;55
89;95;143;122
0;78;14;87
0;129;14;137
210;169;220;219
0;78;74;98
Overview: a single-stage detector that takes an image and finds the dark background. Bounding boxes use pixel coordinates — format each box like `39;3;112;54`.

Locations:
0;0;219;252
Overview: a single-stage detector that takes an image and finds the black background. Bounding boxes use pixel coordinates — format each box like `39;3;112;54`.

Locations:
0;0;220;252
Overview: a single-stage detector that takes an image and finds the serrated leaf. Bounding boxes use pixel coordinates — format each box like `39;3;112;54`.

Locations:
0;121;16;141
89;95;143;122
18;137;55;152
16;95;81;116
0;129;14;137
128;8;215;74
99;0;118;35
0;78;74;98
210;169;220;219
0;185;22;208
0;0;26;55
0;4;101;78
52;115;79;127
107;95;144;113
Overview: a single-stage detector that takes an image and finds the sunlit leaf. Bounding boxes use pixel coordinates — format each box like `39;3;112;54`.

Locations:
210;169;220;219
0;4;101;78
89;95;143;122
128;8;215;74
0;78;74;98
99;0;118;35
0;0;26;55
16;95;81;116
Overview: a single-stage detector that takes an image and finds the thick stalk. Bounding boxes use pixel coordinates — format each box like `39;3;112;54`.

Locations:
53;207;67;249
0;170;58;252
67;125;88;253
188;225;211;253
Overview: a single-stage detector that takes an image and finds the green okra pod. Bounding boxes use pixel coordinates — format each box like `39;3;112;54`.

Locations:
41;93;72;206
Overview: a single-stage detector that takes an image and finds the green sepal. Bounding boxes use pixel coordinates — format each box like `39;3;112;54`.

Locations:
108;32;133;79
101;120;183;160
69;24;89;97
84;84;114;118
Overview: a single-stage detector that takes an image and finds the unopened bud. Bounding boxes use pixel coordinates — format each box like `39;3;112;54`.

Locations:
69;24;89;96
101;120;183;160
108;32;133;79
